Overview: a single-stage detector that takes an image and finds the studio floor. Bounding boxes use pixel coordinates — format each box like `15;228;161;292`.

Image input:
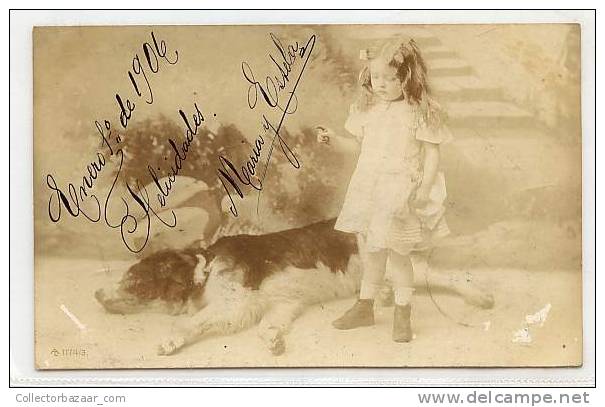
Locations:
34;257;582;369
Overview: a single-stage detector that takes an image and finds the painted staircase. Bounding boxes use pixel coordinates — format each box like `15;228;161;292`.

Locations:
420;38;536;129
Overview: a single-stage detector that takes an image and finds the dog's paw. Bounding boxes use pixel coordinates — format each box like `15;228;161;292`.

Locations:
449;274;495;310
259;326;286;356
157;337;185;356
268;332;286;356
464;292;495;309
457;284;495;309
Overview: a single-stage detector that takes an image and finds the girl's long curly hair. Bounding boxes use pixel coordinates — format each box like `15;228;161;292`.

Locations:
356;38;444;127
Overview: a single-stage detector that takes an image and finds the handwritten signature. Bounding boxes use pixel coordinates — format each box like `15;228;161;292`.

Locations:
218;32;316;216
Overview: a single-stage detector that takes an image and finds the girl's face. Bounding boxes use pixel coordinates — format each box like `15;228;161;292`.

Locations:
369;59;403;101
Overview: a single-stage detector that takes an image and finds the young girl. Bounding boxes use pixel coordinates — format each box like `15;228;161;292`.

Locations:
324;38;451;342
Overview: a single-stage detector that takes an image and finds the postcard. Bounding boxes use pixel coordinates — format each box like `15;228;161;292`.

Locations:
33;24;582;369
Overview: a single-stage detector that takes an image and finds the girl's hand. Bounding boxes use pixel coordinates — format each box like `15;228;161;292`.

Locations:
412;185;431;208
315;126;332;145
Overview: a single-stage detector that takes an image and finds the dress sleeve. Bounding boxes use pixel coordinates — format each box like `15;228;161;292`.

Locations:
344;103;366;141
415;110;453;144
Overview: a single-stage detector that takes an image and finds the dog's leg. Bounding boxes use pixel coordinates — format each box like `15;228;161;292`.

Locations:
411;253;495;309
157;298;265;356
257;301;305;356
157;304;218;356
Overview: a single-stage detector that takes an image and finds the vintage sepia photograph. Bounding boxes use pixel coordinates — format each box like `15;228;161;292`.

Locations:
33;23;582;369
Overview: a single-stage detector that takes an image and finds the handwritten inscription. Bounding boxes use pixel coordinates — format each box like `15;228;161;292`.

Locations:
45;30;317;251
44;31;202;254
219;32;316;216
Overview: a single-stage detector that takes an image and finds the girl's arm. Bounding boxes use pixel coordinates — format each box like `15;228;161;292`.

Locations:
414;141;440;207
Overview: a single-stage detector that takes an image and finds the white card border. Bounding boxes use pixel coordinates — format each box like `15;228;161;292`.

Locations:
9;8;596;387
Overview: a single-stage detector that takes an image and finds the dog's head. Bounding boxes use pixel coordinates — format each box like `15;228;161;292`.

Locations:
95;246;211;315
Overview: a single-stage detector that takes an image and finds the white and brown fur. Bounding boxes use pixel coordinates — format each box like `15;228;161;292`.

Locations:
95;218;493;356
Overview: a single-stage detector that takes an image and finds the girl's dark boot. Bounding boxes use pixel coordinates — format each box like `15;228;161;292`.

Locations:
332;299;375;330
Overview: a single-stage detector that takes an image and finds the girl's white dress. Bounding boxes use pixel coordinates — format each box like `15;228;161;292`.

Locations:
335;99;451;255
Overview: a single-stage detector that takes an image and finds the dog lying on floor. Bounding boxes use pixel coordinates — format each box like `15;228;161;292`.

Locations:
95;218;494;356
